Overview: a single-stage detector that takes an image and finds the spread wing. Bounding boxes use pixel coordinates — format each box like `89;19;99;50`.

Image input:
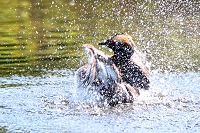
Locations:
76;44;139;106
131;48;150;78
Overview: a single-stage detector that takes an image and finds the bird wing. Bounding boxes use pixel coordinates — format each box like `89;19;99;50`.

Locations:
76;44;140;105
131;48;150;78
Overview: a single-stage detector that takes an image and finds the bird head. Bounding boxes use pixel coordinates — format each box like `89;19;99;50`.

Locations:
99;33;134;59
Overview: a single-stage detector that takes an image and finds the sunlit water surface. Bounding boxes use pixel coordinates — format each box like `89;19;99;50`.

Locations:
0;70;199;133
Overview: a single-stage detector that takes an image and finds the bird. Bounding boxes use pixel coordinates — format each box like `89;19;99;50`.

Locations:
76;33;150;106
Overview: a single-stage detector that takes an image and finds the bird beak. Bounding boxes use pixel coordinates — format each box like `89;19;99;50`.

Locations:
99;40;108;45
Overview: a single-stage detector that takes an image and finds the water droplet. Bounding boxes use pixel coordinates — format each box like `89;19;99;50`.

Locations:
70;0;75;6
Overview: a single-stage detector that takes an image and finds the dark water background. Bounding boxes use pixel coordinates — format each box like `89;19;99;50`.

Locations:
0;0;199;132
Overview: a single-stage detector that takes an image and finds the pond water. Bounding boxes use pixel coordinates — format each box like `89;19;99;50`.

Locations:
0;0;199;133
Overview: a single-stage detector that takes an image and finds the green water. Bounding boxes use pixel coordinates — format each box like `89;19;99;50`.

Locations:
0;0;199;76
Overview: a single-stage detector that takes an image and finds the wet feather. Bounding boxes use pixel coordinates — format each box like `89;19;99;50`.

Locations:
76;44;139;106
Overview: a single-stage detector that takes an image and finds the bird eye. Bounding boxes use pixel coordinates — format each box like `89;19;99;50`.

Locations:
109;40;115;44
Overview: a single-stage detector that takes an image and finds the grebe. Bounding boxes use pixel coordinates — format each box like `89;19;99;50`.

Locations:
77;33;150;106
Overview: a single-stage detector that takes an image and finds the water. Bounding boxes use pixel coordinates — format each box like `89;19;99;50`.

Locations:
0;0;200;133
0;70;199;132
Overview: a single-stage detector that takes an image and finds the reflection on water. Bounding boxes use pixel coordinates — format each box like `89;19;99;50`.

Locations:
0;0;83;76
0;0;199;76
0;0;200;133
